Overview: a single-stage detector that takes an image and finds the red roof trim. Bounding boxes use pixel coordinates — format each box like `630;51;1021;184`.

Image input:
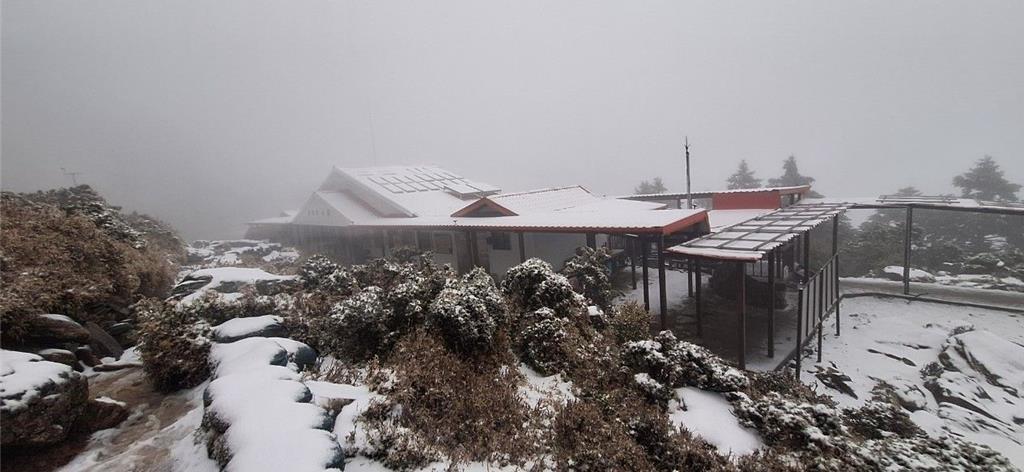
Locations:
450;197;519;217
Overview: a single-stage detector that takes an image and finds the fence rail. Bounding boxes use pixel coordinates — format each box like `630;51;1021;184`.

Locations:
794;253;841;380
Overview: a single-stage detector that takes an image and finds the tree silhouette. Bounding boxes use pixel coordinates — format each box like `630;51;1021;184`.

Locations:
768;156;823;198
953;156;1021;202
726;160;762;189
634;177;667;195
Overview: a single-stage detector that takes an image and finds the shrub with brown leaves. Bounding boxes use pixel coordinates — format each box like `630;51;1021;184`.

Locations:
133;298;212;391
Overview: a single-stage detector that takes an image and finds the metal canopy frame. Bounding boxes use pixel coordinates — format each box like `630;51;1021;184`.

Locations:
660;202;851;372
670;202;851;260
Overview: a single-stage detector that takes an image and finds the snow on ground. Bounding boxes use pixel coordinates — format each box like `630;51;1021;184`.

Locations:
669;387;762;458
0;349;80;411
883;266;936;282
616;267;700;315
213;315;284;340
176;267;296;304
517;364;575;408
186;240;300;269
807;295;1024;468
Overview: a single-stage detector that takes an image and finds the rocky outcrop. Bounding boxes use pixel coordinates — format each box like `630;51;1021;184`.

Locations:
212;315;288;343
1;350;89;447
23;314;91;345
202;337;342;471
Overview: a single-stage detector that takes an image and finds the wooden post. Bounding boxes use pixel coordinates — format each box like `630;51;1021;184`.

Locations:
768;251;776;358
903;207;913;295
687;258;694;298
630;237;637;290
795;285;804;380
657;236;668;330
737;261;746;370
817;260;825;363
586;233;597;249
835;255;841;336
802;232;811;284
518;232;526;263
694;258;702;337
641;236;650;312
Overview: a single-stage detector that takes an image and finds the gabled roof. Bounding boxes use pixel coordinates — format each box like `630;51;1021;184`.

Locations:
318;165;501;218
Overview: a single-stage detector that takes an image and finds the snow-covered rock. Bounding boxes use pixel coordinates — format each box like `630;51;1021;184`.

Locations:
1;350;89;446
23;314;91;345
170;267;298;304
882;266;936;283
203;338;342;471
213;315;288;343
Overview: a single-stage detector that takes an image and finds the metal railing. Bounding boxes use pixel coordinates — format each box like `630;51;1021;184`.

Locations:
794;253;841;380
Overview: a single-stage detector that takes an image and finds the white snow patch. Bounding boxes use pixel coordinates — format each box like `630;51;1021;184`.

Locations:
0;350;80;412
178;267;295;304
883;266;935;282
808;296;1024;468
669;387;762;457
213;315;283;340
517;364;575;408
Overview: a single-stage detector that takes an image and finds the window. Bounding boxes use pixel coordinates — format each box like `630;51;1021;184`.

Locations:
433;233;453;255
489;232;511;250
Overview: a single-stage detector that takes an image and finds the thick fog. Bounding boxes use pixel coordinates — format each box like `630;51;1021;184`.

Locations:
3;1;1023;239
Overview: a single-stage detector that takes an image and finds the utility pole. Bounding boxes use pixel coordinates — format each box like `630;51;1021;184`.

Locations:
60;167;83;186
684;137;692;209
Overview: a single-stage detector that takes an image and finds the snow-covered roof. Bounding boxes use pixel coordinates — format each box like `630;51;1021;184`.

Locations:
362;207;709;235
248;211;297;225
803;196;1024;216
625;185;811;200
707;209;776;232
668;202;850;261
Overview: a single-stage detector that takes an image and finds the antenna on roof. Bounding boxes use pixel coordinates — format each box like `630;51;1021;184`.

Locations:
60;167;83;186
684;137;692;209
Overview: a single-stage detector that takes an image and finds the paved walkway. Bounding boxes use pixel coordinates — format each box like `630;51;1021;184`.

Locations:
841;278;1024;312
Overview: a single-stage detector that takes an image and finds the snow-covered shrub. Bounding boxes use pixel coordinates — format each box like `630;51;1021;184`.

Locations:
863;435;1016;472
179;288;295;326
361;332;535;466
625;407;729;472
427;268;507;356
622;331;748;394
298;255;340;290
1;191;176;345
562;246;614;309
501;258;584;314
328;286;393;360
632;372;673;403
133;298;212;391
517;308;573;375
843;401;922;440
732;392;851;461
609;300;651;344
551;400;653;470
23;185;145;249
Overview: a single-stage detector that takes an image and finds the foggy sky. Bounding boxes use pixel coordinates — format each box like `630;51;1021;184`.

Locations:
3;0;1023;239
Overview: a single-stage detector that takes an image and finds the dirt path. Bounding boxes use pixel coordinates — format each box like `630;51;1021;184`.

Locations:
2;367;214;472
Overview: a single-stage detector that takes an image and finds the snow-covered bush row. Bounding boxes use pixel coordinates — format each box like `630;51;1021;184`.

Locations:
133;298;213;392
1;190;178;346
203;331;341;472
622;331;749;398
186;239;300;270
730;391;1015;471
